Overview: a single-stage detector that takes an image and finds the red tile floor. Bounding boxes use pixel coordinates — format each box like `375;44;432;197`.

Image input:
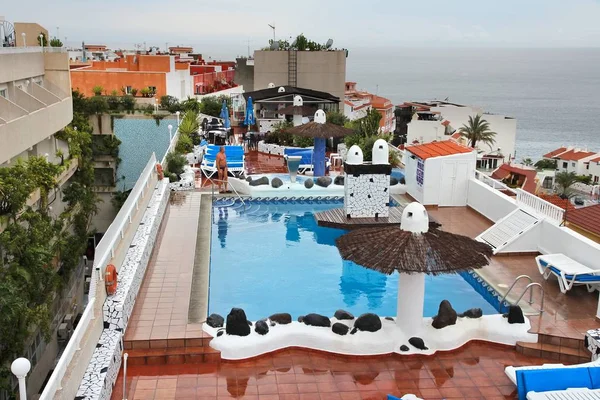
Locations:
111;343;559;400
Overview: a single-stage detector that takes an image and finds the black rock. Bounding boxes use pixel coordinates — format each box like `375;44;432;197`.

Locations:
315;176;332;188
301;313;331;327
271;177;284;188
304;179;314;189
334;310;354;320
269;313;292;325
225;308;251;336
255;320;269;335
432;300;458;329
207;313;224;328
246;176;253;182
385;317;395;321
334;176;344;185
298;315;304;323
400;177;406;185
247;320;253;326
399;345;409;352
507;305;525;324
458;308;483;319
390;177;399;186
270;321;276;327
350;327;358;335
332;322;350;336
408;337;428;350
354;313;382;332
217;330;224;337
249;176;269;186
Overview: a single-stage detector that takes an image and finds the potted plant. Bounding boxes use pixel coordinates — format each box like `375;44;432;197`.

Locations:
110;89;118;96
130;88;138;97
120;87;127;95
92;85;103;96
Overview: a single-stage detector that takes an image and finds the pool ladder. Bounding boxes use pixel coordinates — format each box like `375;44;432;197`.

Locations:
210;178;246;207
499;275;545;315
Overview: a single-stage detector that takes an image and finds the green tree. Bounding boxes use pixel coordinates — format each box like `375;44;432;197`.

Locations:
555;171;578;198
522;158;533;166
37;32;47;46
576;175;592;185
181;97;201;113
534;159;557;170
353;108;382;138
160;95;180;113
200;96;229;117
50;37;63;47
326;110;349;126
458;115;497;149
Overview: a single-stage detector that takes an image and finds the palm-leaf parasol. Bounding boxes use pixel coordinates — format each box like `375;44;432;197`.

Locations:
286;121;354;139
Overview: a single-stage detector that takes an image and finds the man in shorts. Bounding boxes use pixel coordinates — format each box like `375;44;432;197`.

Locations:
216;146;230;193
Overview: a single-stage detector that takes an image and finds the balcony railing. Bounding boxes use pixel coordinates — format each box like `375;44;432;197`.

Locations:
515;189;565;224
0;46;67;54
473;170;516;194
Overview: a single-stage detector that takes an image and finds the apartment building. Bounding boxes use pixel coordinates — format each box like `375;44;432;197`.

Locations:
543;146;599;176
0;42;89;399
343;82;394;132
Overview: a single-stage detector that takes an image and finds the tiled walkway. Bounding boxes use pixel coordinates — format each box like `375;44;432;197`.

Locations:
111;343;557;400
125;192;207;343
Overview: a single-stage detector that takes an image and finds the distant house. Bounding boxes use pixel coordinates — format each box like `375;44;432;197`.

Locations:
537;194;576;211
344;82;393;132
589;155;600;185
490;163;538;194
565;204;600;243
543;146;599;176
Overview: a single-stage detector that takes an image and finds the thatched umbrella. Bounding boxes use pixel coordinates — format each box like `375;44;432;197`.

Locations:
286;110;354;176
335;202;492;336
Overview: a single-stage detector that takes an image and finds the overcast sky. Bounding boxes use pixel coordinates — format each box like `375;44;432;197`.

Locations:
4;0;600;58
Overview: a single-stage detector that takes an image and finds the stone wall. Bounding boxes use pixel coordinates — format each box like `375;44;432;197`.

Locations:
76;180;169;400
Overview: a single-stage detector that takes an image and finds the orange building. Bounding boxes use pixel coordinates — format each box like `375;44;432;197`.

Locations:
344;82;394;132
70;54;192;99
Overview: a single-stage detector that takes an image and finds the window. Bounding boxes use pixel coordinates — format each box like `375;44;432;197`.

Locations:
563;162;568;168
126;86;132;94
594;176;599;184
416;159;425;187
0;89;6;98
572;162;576;167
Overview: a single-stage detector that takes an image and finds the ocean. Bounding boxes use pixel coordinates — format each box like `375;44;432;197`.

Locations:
346;47;600;162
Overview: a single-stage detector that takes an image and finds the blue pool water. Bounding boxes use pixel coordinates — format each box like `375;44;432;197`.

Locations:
208;199;497;320
114;118;176;190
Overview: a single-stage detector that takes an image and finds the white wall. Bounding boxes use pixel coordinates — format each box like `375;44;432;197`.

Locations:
407;120;444;144
590;160;600;184
466;179;518;222
404;152;423;203
539;220;600;270
165;69;192;100
482;114;517;161
501;222;542;253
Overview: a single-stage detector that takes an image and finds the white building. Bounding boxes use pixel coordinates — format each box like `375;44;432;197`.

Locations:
343;99;371;121
404;101;517;170
590;156;600;185
404;141;477;206
543;146;599;176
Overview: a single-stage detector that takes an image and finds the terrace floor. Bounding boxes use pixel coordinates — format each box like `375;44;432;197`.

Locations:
119;154;600;399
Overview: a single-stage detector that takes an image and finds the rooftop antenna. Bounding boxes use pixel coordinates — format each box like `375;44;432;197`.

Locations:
268;23;276;42
325;38;333;49
247;39;250;57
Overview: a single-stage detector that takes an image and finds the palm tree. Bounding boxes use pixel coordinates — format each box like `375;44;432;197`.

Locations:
459;115;497;149
178;110;200;136
555;171;578;198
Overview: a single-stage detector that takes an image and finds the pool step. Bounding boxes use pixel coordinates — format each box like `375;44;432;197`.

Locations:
124;344;221;366
516;333;590;363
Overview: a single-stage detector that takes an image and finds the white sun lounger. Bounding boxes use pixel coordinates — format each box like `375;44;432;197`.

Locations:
536;254;600;294
527;388;600;399
505;360;600;385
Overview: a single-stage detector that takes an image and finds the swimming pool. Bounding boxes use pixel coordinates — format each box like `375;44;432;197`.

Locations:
208;199;497;320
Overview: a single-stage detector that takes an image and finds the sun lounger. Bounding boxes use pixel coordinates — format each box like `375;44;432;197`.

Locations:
527;387;600;399
201;145;245;179
515;366;600;400
283;148;330;174
506;360;600;385
536;254;600;293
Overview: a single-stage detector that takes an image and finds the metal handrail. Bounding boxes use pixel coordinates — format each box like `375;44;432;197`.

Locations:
500;275;533;305
210;178;246;206
514;283;545;314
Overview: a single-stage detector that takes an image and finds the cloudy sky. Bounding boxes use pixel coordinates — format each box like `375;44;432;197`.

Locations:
4;0;600;58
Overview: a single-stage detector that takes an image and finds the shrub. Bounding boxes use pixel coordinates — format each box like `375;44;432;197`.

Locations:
165;152;187;177
293;135;313;148
110;89;118;96
130;88;138;97
140;87;151;97
107;95;121;111
121;95;136;112
92;85;103;96
120;87;127;95
175;134;193;154
160;95;180;113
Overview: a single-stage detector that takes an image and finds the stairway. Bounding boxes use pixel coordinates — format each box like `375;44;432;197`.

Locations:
516;333;591;364
476;208;540;254
123;336;220;366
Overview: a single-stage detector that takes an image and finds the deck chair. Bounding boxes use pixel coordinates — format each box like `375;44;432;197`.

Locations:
200;145;245;180
506;360;600;385
536;254;600;294
283;148;330;174
527;388;600;399
515;367;600;400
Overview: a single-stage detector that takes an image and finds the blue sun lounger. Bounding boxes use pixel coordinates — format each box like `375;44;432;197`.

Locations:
201;145;245;179
536;254;600;294
515;366;600;400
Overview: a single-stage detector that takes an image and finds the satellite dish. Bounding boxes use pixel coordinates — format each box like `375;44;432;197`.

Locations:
325;39;333;49
1;20;16;48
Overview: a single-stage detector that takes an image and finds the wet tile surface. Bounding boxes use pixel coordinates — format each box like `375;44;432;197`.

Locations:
111;344;561;400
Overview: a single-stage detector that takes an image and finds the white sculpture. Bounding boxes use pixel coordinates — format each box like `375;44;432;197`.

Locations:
268;82;275;88
346;145;364;165
278;86;286;93
400;202;429;234
293;95;303;106
372;139;389;165
314;109;326;124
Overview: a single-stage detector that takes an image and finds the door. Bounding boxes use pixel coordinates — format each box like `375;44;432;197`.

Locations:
440;160;470;206
440;161;455;206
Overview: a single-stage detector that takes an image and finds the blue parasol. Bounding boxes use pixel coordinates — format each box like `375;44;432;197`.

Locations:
220;100;230;129
244;96;255;127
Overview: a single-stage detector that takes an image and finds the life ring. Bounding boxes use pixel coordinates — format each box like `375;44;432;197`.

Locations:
105;264;118;296
156;163;164;180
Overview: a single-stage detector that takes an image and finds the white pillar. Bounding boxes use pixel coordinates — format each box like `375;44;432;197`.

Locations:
397;273;425;336
293;114;302;127
11;358;31;400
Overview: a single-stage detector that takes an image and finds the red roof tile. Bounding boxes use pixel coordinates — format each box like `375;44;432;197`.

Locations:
450;132;462;140
406;141;473;160
543;147;569;159
538;195;576;211
591;156;600;163
566;204;600;237
490;164;538;193
555;149;597;161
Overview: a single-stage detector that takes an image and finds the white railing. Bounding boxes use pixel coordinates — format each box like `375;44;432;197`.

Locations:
39;298;95;398
473;170;516;194
0;47;67;54
515;188;565;223
39;153;160;400
161;129;180;167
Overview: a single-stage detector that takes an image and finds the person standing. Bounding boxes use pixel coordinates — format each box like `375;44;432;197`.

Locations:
216;146;230;193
